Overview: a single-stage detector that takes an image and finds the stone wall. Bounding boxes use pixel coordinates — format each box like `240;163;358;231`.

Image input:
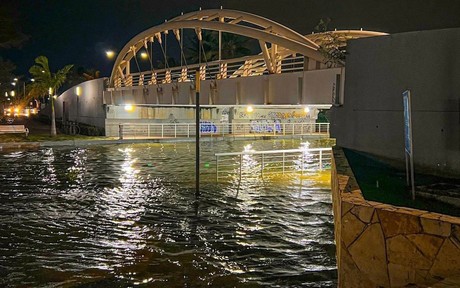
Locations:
332;147;460;287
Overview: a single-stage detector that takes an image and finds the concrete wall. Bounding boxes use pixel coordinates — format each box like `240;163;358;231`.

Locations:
332;147;460;287
330;28;460;176
104;68;343;106
55;78;107;128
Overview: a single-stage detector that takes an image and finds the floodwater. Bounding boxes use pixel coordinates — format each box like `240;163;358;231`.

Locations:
0;139;337;287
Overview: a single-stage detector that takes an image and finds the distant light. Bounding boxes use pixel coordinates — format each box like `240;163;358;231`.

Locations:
4;92;7;97
246;105;253;113
106;50;115;59
11;82;16;86
140;52;148;59
75;86;82;96
124;104;134;111
31;78;35;82
48;87;53;95
304;106;310;113
10;90;15;96
53;95;57;99
13;78;18;81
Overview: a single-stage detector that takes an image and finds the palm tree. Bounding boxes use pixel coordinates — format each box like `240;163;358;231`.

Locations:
28;56;73;136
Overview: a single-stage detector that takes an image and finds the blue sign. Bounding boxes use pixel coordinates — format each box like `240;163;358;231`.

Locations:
403;90;412;155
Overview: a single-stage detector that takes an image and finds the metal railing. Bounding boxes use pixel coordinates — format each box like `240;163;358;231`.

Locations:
118;122;329;139
115;55;306;88
215;147;332;181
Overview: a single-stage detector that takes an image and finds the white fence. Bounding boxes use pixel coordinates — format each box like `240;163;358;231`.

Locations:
215;147;333;181
118;122;329;139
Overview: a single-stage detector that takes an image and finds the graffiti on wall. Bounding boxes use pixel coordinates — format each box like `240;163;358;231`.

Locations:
250;119;282;133
236;109;312;120
200;121;217;133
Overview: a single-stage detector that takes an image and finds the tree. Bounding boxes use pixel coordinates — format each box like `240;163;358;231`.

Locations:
28;56;73;136
313;18;348;67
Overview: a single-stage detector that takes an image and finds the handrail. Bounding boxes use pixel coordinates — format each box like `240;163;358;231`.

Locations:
118;122;330;140
215;147;332;181
215;147;330;156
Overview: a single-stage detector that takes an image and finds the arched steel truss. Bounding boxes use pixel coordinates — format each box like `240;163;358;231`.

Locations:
109;9;387;87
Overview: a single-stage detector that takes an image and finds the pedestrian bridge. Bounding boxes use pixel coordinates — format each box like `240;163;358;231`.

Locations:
55;9;386;137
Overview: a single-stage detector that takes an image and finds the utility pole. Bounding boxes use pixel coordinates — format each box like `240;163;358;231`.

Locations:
195;69;201;197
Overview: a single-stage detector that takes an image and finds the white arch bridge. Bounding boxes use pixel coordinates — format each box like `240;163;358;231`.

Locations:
57;9;387;137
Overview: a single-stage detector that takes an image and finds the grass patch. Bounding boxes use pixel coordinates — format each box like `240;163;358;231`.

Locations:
343;148;460;217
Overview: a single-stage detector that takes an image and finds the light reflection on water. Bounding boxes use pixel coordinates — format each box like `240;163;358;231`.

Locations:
0;139;336;287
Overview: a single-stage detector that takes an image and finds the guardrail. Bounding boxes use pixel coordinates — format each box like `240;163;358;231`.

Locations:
215;147;332;181
118;122;329;139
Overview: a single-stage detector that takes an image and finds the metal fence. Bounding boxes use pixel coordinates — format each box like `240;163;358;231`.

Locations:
118;122;330;139
215;147;333;181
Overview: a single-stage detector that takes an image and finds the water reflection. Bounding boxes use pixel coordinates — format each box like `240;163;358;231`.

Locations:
0;139;336;287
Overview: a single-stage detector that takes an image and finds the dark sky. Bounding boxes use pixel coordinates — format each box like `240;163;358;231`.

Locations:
2;0;460;77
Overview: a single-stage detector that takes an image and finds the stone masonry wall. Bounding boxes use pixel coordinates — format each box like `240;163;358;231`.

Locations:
332;147;460;287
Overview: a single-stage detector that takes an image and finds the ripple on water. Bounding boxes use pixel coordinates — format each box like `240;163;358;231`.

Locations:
0;140;336;287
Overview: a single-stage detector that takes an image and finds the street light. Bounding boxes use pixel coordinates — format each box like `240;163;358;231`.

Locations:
106;50;115;59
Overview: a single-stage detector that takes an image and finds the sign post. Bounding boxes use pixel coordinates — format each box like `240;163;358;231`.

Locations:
403;90;415;200
195;70;201;197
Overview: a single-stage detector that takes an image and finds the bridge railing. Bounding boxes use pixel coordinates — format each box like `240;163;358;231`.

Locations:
117;55;306;88
215;147;332;181
118;122;329;139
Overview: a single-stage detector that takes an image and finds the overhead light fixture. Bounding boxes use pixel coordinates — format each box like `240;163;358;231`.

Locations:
246;105;253;113
124;104;134;111
304;106;310;113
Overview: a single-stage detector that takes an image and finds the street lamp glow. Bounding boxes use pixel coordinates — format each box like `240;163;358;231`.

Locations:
31;78;35;82
11;82;16;86
140;52;148;59
124;104;134;111
10;90;15;97
246;105;253;113
106;50;115;59
304;106;310;113
13;78;18;81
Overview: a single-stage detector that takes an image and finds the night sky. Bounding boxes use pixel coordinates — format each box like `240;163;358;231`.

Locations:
2;0;460;77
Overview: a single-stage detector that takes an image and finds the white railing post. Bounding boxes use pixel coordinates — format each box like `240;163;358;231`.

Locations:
174;124;177;138
187;124;190;138
319;150;323;171
239;154;243;182
261;153;264;178
216;156;219;182
282;152;285;174
161;124;164;138
148;124;150;138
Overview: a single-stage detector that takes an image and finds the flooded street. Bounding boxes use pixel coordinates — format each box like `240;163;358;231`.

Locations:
0;139;336;287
